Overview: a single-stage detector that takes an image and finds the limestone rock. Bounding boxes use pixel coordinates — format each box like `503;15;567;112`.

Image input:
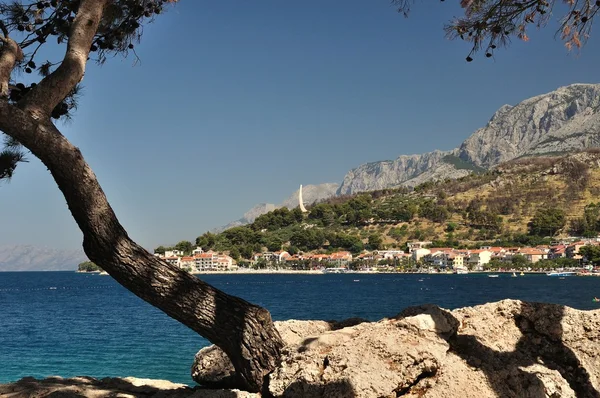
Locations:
264;299;600;397
191;318;367;388
0;376;258;398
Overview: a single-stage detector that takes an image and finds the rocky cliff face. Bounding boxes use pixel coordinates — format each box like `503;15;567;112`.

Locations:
338;83;600;195
459;83;600;167
336;150;457;195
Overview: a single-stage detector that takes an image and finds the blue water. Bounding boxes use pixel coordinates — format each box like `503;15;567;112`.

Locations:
1;272;599;385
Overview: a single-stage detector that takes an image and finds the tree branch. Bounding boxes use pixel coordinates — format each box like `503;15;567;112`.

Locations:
17;0;109;117
0;99;283;392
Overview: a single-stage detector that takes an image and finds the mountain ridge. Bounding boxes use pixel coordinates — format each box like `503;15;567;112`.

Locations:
0;245;87;271
219;83;600;231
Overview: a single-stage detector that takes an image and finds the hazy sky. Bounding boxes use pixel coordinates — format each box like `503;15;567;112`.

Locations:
2;1;600;250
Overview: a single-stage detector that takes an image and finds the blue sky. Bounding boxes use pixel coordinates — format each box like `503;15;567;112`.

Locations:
2;1;600;250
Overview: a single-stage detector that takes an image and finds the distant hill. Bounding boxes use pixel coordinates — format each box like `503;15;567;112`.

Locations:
0;245;87;271
214;183;339;232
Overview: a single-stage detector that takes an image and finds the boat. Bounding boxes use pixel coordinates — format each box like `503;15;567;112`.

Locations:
593;297;600;303
511;272;517;277
322;267;348;274
488;274;499;278
99;271;109;276
520;272;525;276
546;271;576;277
454;268;469;275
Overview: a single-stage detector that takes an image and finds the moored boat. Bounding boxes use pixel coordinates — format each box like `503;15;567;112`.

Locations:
322;267;348;274
546;271;576;277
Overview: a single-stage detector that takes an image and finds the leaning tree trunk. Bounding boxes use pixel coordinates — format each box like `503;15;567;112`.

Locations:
0;102;284;392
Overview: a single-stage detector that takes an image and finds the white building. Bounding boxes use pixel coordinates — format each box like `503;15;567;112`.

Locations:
195;251;236;271
164;249;183;258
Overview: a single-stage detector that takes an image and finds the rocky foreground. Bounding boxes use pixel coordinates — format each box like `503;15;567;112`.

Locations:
2;299;599;397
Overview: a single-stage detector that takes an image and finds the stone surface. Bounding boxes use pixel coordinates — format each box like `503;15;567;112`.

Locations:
0;376;257;398
191;318;367;387
193;299;600;397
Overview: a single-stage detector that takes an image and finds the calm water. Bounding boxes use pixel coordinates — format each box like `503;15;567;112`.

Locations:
1;271;599;385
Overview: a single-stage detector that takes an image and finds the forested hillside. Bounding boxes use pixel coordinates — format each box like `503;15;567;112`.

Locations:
160;150;600;261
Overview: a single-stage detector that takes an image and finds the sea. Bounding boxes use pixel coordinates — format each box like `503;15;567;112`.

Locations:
1;271;599;385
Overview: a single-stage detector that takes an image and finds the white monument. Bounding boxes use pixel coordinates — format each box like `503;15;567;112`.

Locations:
298;184;308;213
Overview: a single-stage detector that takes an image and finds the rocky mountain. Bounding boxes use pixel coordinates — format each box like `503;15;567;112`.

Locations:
214;183;339;232
0;245;87;271
338;83;600;195
458;83;600;167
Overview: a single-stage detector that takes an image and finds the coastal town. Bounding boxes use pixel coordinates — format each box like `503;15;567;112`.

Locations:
153;237;600;275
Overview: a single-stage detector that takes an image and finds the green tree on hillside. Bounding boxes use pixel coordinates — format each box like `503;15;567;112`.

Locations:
154;246;167;255
579;245;600;265
195;232;216;250
367;233;384;250
309;203;336;226
529;208;566;236
175;240;193;255
265;237;283;252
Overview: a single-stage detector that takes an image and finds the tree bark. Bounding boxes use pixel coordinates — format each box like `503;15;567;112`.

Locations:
0;101;284;392
0;1;283;390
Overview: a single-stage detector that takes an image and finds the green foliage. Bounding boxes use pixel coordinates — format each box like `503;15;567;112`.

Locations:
253;207;301;231
418;200;449;223
265;237;283;252
229;247;241;261
367;233;384;250
442;155;486;173
328;233;364;253
445;222;458;232
195;232;216;250
175;240;193;255
389;225;409;241
571;203;600;237
290;228;326;251
510;254;529;269
221;227;260;247
308;203;336;226
528;208;566;236
154;245;167;255
78;261;101;272
579;245;600;265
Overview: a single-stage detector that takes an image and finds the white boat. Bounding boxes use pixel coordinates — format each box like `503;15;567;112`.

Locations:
488;274;499;278
546;271;576;277
454;268;469;275
99;271;109;276
322;267;348;274
511;272;517;277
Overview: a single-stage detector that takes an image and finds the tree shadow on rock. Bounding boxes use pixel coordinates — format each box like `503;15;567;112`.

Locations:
277;378;356;398
0;375;196;398
398;301;600;398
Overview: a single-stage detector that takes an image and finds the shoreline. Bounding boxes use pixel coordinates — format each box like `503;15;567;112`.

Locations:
74;269;598;276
